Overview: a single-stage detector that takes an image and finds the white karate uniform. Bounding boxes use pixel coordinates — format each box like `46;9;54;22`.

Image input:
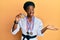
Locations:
11;16;43;40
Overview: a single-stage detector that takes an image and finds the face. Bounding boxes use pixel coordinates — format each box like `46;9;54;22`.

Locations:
26;6;34;17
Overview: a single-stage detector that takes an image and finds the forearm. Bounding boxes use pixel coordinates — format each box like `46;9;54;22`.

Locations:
11;22;19;35
12;20;18;32
12;23;17;32
41;26;48;34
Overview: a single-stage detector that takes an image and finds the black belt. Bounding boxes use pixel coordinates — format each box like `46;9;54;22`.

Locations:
22;34;37;40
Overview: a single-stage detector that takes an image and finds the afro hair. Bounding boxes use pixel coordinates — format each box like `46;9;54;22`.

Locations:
23;1;35;11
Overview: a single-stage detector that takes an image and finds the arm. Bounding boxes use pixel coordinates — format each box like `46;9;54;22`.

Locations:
11;14;21;35
11;13;25;35
12;21;18;32
41;26;47;34
41;25;58;34
11;21;21;35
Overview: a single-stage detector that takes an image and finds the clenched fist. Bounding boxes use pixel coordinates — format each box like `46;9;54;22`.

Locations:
15;13;26;23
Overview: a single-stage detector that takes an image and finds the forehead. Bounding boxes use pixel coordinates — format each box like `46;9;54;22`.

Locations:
27;5;34;9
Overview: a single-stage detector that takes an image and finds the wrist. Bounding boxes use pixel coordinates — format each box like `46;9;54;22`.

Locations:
46;26;48;30
14;20;18;24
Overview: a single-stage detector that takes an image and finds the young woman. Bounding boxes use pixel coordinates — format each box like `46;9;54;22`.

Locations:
11;1;58;40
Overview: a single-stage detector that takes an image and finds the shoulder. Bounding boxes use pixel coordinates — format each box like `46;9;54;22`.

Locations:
35;17;43;23
35;17;43;27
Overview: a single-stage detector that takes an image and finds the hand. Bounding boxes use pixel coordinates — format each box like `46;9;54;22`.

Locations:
15;13;22;22
46;25;58;30
15;13;26;22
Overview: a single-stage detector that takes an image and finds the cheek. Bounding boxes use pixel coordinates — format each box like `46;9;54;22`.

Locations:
26;10;30;13
31;11;34;14
31;11;34;15
26;10;34;15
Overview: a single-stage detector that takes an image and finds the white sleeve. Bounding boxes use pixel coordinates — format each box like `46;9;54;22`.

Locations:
11;20;21;35
37;20;44;36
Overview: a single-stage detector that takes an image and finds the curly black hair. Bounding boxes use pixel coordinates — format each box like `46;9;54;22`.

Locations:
23;1;35;11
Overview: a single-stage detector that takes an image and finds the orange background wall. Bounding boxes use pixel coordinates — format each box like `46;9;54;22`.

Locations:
0;0;60;40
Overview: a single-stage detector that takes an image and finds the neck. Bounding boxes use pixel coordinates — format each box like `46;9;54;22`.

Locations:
27;15;32;19
27;15;32;22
